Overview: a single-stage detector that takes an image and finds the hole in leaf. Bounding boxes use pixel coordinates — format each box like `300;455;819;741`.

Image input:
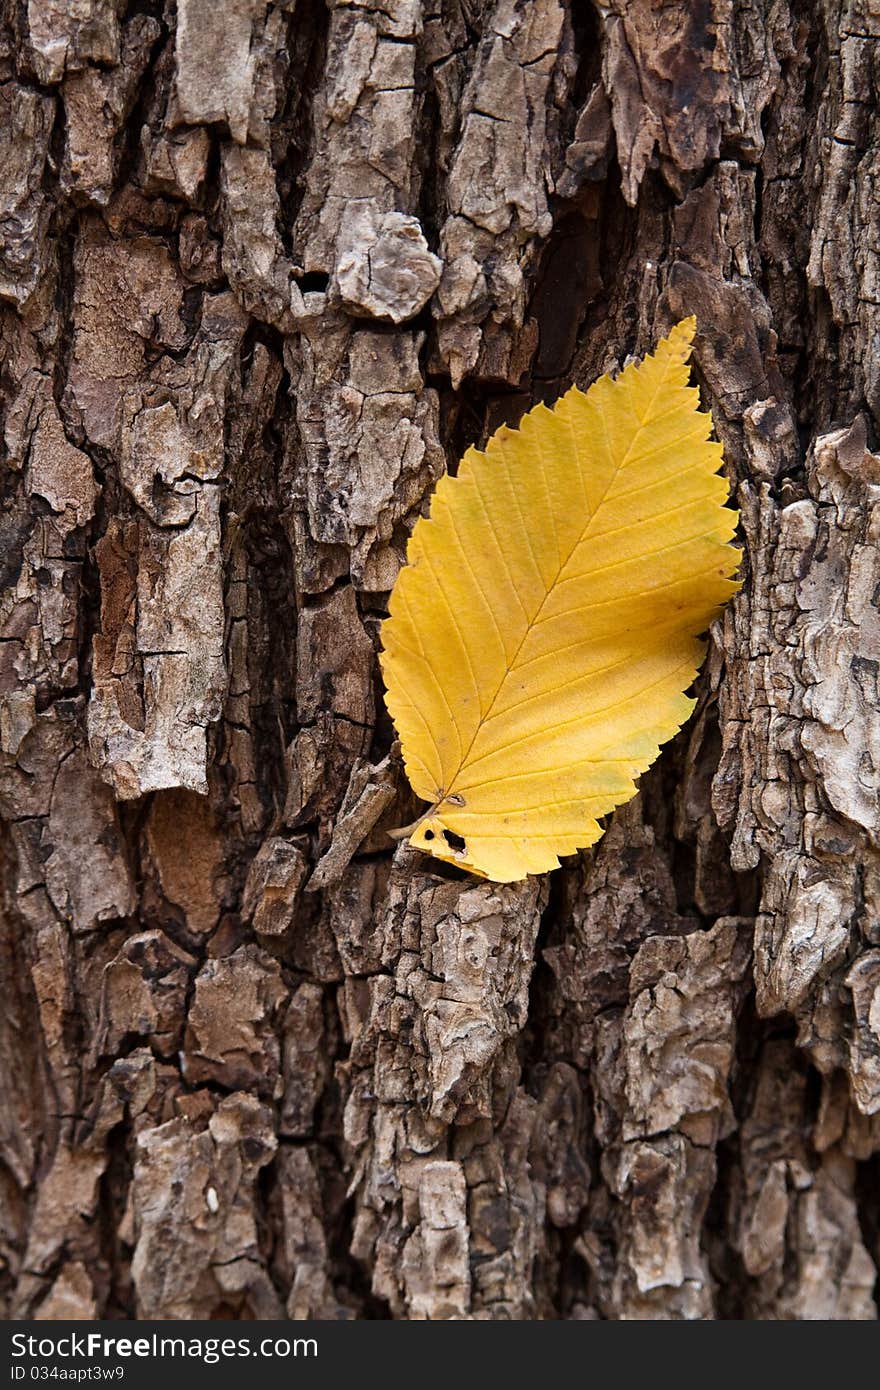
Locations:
423;829;435;840
443;829;467;852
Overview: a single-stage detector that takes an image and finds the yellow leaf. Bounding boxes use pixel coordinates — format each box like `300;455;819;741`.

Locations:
380;318;741;882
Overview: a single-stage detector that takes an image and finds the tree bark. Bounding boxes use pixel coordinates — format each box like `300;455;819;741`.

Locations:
1;0;879;1321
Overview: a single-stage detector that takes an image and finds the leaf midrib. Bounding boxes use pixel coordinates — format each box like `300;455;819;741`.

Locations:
442;350;678;803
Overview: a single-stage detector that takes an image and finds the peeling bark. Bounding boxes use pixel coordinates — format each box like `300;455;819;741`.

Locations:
2;0;880;1322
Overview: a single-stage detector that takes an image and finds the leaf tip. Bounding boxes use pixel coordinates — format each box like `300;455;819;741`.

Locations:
666;315;698;359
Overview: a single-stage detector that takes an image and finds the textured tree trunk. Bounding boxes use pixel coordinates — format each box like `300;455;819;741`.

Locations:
2;0;879;1322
